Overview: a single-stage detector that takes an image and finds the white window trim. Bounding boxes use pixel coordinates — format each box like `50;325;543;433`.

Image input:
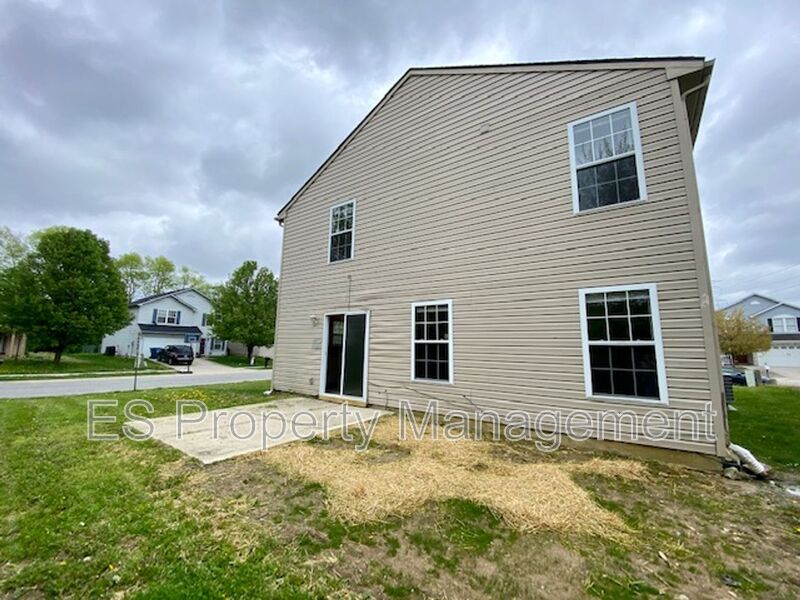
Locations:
567;101;648;215
410;299;454;385
155;309;179;324
578;283;668;405
327;199;357;264
772;315;799;333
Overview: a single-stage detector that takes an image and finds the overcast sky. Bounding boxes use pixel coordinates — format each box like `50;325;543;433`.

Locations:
0;0;798;306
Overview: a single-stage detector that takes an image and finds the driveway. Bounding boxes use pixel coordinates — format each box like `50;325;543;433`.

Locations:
167;357;266;375
128;396;389;464
0;362;271;399
772;367;800;387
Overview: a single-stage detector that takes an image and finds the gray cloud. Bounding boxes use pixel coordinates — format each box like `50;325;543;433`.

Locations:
0;0;798;301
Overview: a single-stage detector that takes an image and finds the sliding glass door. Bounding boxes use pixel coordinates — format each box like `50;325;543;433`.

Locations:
323;312;367;399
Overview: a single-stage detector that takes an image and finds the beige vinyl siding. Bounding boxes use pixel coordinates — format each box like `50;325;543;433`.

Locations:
274;66;724;455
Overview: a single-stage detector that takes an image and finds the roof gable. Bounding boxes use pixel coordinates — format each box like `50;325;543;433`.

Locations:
721;293;780;312
721;293;800;318
275;56;708;223
130;287;211;311
753;303;800;319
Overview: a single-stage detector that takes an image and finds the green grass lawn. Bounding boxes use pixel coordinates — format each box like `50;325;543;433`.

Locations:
1;382;798;598
207;354;272;368
728;385;800;471
0;382;345;598
0;352;171;378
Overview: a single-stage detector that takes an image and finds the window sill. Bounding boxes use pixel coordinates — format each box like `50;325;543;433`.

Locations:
573;196;648;216
587;393;668;407
328;257;355;265
410;378;454;386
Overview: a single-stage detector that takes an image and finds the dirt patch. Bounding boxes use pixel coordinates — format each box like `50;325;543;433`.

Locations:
150;418;800;599
574;464;800;598
255;416;645;540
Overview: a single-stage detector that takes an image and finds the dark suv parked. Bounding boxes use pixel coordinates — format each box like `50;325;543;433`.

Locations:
158;345;194;366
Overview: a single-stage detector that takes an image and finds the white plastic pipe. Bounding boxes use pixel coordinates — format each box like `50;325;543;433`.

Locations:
729;443;769;476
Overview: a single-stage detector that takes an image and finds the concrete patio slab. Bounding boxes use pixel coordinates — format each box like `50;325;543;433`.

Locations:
127;396;390;464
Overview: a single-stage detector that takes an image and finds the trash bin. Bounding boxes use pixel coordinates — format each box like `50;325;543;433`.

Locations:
723;375;734;407
104;346;116;356
149;347;161;360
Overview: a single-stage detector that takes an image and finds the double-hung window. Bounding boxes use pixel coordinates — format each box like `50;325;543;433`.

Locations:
568;102;647;213
155;309;179;324
771;316;800;334
579;284;667;404
329;200;355;262
411;300;453;383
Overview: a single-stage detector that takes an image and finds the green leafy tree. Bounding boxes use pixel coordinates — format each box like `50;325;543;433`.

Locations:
143;255;177;295
115;252;148;301
176;264;211;295
715;308;772;358
211;261;278;360
0;227;30;271
0;228;131;363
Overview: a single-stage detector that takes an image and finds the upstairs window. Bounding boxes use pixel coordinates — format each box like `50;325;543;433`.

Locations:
771;316;800;334
411;300;453;383
155;309;179;324
329;200;355;263
568;102;647;213
579;284;667;404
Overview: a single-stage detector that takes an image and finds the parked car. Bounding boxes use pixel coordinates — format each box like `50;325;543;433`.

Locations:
722;367;747;386
158;345;194;366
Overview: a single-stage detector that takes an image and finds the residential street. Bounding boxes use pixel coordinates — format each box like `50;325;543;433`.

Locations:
0;359;271;399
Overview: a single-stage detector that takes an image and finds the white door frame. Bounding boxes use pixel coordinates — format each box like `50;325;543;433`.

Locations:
319;309;370;403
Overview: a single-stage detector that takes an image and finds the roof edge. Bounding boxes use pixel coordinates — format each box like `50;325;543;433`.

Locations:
407;57;706;76
130;287;211;308
275;56;707;222
719;293;790;313
276;69;413;222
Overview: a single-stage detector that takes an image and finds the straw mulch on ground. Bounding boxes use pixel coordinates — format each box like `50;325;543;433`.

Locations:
258;416;647;539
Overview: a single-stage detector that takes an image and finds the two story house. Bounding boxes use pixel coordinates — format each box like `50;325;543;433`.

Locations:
102;288;228;359
272;57;728;458
722;294;800;367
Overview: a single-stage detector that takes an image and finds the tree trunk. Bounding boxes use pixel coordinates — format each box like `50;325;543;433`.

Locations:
54;345;65;364
247;344;254;361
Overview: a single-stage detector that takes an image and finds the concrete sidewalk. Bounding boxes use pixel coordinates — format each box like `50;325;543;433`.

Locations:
128;396;389;464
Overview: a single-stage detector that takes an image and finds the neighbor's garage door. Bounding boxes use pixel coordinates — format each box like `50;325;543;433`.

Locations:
761;344;800;367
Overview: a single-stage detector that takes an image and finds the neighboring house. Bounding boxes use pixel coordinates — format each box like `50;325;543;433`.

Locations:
0;330;26;359
272;57;727;457
722;294;800;367
102;288;227;358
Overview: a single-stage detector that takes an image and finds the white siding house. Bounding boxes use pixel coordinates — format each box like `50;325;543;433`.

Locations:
101;288;228;359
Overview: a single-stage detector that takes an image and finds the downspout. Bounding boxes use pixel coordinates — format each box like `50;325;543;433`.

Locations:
681;70;713;143
680;75;712;100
